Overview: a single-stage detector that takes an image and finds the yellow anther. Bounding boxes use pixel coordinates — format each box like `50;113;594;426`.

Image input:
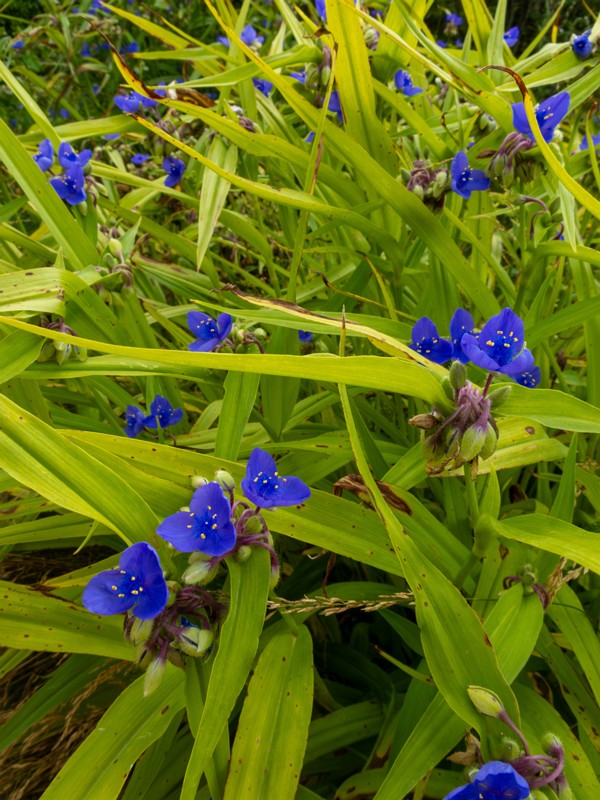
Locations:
200;533;206;539
486;339;495;347
131;590;139;595
111;585;117;591
212;524;217;530
187;524;193;529
118;593;125;598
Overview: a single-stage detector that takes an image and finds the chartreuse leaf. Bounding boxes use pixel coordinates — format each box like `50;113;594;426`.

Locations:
0;329;43;383
0;393;160;547
492;514;600;575
180;549;270;800
214;366;261;462
100;1;191;48
41;665;186;800
501;387;600;433
224;625;313;799
0;580;133;660
337;377;519;731
0;119;97;270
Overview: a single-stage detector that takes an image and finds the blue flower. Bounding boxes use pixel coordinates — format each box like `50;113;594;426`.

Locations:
503;26;520;47
162;156;186;187
187;311;232;352
144;395;183;430
444;761;530;800
461;307;534;376
217;24;264;49
59;109;71;119
394;70;424;96
50;166;87;205
580;133;600;150
511;91;570;143
124;405;146;438
82;542;168;620
513;365;541;388
80;43;92;57
58;142;92;169
316;0;327;21
298;330;313;342
114;90;157;113
33;139;54;172
445;12;463;26
157;481;236;556
436;39;448;48
328;90;344;123
572;32;593;59
410;317;453;363
253;78;273;97
12;40;24;50
450;151;491;199
120;41;140;55
103;133;120;141
131;152;150;164
450;308;475;363
241;448;311;509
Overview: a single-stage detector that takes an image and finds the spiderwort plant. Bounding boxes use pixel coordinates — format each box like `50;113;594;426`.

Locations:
187;311;233;352
450;151;491;199
512;91;570;143
460;307;535;378
123;395;183;438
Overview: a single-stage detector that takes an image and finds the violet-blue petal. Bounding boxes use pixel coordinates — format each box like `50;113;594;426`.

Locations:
450;308;475;363
512;91;570;143
513;365;541;388
503;26;519;47
124;405;145;438
572;32;593;59
241;447;311;509
499;347;535;375
33;138;54;172
298;330;313;342
187;311;231;352
478;307;524;365
410;317;453;364
114;92;141;113
580;133;600;150
163;156;186;187
460;333;501;371
131;153;150;165
50;166;87;205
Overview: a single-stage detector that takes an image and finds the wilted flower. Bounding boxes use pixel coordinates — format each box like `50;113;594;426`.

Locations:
511;91;570;143
394;69;424;96
241;448;311;509
144;395;184;430
162;156;186;187
450;151;491;199
409;317;453;363
124;405;146;438
157;481;236;556
82;542;168;620
571;31;593;59
187;311;233;352
50;166;87;205
503;27;520;47
33;139;54;172
450;308;475;363
58;142;92;169
460;307;534;376
444;761;530;800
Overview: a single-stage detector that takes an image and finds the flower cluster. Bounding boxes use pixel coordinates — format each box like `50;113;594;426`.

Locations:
82;449;310;691
33;140;92;206
125;395;183;438
410;307;539;388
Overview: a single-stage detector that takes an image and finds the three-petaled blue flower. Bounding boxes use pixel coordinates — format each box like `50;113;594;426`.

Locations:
187;311;233;352
50;166;87;205
162;156;186;188
82;542;168;620
572;32;593;59
450;151;491;199
460;307;534;376
394;70;424;97
33;139;54;172
157;481;236;556
131;153;150;165
450;308;475;363
513;365;541;388
114;90;158;113
503;27;520;47
253;78;273;97
58;142;92;169
445;12;463;26
511;91;570;143
144;395;184;430
410;317;453;363
124;405;146;438
217;24;264;49
316;0;327;21
444;761;530;800
241;448;311;509
298;330;313;342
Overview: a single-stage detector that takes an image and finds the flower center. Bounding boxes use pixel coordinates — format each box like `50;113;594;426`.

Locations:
198;319;219;339
186;506;219;540
484;328;520;365
111;569;145;599
252;469;284;499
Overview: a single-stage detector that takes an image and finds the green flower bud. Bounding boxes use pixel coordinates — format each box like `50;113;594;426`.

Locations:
400;168;412;184
479;423;498;460
440;376;455;400
243;515;264;535
498;738;522;761
129;617;154;645
182;559;219;586
179;627;214;657
191;475;209;489
234;545;253;562
54;342;72;366
214;469;235;492
108;238;122;259
38;339;56;363
143;657;166;696
412;184;425;201
449;360;467;390
488;385;512;409
431;170;449;199
460;423;488;462
78;199;88;215
320;65;331;88
269;563;281;590
467;686;505;719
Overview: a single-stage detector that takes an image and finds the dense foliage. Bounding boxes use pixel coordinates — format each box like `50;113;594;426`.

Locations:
1;1;599;799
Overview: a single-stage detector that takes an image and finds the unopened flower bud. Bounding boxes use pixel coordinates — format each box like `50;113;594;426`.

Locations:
243;515;264;535
488;385;512;409
269;562;281;590
412;183;425;200
440;376;455;400
304;63;320;91
78;199;88;215
214;469;235;492
144;657;166;696
467;686;505;718
320;65;331;87
252;327;267;340
541;733;563;756
179;626;214;657
449;360;467;390
431;170;449;199
234;545;253;562
108;238;122;259
479;423;498;460
182;559;219;585
460;422;488;462
409;413;439;430
191;475;209;489
129;617;154;645
499;738;522;760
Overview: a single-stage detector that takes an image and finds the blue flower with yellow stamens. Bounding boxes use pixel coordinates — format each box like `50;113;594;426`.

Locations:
241;448;311;509
511;91;570;143
443;761;530;800
461;307;534;375
410;317;453;363
450;151;491;199
157;482;236;556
